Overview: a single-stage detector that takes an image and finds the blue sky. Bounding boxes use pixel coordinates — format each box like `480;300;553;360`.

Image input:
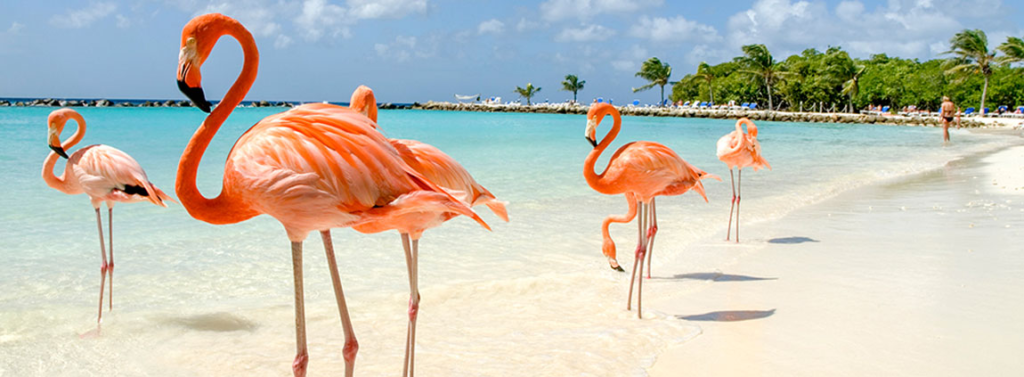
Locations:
1;0;1021;103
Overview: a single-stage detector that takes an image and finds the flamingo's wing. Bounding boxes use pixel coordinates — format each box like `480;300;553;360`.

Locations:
73;145;166;206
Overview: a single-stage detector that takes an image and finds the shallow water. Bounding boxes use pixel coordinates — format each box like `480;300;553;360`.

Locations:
0;107;1015;375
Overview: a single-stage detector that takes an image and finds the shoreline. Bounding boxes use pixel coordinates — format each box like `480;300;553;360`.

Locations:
6;99;1022;128
643;141;1024;376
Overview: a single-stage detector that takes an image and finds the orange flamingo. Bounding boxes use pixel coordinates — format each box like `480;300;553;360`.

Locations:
583;103;719;318
349;85;507;377
41;108;172;332
716;118;770;242
174;14;487;377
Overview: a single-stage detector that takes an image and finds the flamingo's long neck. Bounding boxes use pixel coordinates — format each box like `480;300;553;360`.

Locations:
42;113;86;194
583;108;622;194
176;21;260;225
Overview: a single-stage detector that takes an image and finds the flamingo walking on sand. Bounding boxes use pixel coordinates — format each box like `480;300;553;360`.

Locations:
174;14;488;377
583;103;719;318
716;118;771;242
349;86;508;377
41;108;172;331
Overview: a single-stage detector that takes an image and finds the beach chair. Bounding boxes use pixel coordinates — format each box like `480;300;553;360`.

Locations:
963;107;975;116
881;106;890;114
682;101;690;107
749;103;758;110
741;103;749;109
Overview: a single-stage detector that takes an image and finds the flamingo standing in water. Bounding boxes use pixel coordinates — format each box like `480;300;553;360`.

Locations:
41;108;172;331
174;14;488;377
583;103;719;318
716;118;771;242
349;85;507;377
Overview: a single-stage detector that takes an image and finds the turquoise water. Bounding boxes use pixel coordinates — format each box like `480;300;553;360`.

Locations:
0;107;1014;375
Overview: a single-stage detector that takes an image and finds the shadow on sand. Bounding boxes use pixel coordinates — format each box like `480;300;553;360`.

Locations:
160;312;259;332
658;272;777;282
767;236;819;244
677;309;776;322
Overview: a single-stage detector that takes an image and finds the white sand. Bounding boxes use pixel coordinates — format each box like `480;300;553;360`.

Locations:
981;146;1024;195
645;146;1024;376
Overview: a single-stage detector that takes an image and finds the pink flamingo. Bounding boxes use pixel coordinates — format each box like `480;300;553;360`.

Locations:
41;108;173;331
716;118;770;242
583;103;719;318
174;14;488;377
349;85;507;377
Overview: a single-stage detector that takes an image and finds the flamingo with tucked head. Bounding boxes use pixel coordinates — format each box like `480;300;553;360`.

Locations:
583;103;719;318
716;118;771;242
41;108;173;332
174;14;488;377
349;85;507;377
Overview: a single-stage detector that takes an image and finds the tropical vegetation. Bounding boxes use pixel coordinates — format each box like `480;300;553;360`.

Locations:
514;83;541;106
632;57;673;106
670;31;1024;114
561;74;585;103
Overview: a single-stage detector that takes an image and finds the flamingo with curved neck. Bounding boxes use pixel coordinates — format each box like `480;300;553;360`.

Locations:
42;108;172;334
716;118;771;242
348;85;507;377
174;14;488;377
583;103;719;318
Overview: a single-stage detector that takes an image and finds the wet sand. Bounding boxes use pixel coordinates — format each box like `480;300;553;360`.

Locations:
645;145;1024;376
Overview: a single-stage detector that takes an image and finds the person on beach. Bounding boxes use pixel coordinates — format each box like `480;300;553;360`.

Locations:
940;96;960;142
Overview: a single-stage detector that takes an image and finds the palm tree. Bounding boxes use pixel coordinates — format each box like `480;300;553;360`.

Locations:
632;57;673;106
694;62;716;104
943;29;996;115
840;65;866;113
514;82;542;106
997;36;1024;64
737;44;795;111
561;74;585;103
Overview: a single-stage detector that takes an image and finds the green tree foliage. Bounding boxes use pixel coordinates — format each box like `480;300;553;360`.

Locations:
943;29;996;114
737;44;795;111
632;57;673;106
997;36;1024;64
669;40;1024;113
561;74;585;103
514;83;541;106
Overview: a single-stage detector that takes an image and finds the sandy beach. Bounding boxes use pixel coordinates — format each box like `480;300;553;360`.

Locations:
645;140;1024;376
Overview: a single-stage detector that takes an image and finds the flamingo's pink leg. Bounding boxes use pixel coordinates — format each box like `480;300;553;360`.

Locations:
92;208;108;332
736;169;742;243
726;168;736;241
321;230;358;377
401;234;420;377
627;203;647;312
290;241;308;377
636;201;648;318
107;206;114;311
645;198;658;279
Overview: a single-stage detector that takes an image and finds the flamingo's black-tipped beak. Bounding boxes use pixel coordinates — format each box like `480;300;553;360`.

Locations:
177;79;212;113
586;136;597;148
611;264;625;272
50;144;69;159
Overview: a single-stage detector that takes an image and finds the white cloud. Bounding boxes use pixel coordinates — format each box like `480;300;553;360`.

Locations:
714;0;1007;61
199;0;282;37
115;14;131;28
274;34;294;48
610;45;646;71
7;22;24;34
374;35;430;62
347;0;427;19
295;0;350;41
396;35;417;48
611;60;635;71
629;16;720;43
49;2;117;28
539;0;662;22
555;24;616;42
516;18;541;32
478;19;505;35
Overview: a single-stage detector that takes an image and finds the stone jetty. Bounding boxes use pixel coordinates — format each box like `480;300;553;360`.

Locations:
409;101;989;128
